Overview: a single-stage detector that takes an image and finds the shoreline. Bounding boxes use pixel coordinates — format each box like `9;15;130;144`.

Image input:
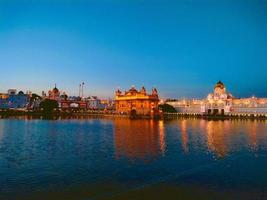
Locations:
0;110;158;120
163;113;267;120
0;110;267;120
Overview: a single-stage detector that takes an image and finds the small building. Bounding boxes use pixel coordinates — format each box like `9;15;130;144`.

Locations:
7;89;17;95
8;91;29;108
86;96;104;109
115;86;160;117
0;90;29;109
101;99;115;110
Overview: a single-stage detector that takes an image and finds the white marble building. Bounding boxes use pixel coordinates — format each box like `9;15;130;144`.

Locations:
166;81;267;115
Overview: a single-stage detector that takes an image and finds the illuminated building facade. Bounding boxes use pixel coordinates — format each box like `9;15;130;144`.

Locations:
167;81;267;115
115;86;160;117
205;80;233;114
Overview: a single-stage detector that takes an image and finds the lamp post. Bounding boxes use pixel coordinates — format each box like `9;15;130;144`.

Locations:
79;83;81;97
81;82;85;98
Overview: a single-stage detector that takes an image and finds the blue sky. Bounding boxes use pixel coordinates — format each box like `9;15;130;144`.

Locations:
0;0;267;99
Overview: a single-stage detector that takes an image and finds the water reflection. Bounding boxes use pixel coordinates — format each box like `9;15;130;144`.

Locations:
174;119;267;158
180;119;189;153
206;121;229;158
113;118;267;161
248;121;258;151
113;119;166;162
0;120;4;142
0;117;267;200
158;120;166;155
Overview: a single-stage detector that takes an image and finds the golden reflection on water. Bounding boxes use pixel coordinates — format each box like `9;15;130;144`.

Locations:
1;116;266;161
206;121;229;158
248;121;258;151
180;120;189;154
114;118;267;161
178;119;267;158
159;120;166;155
113;119;166;162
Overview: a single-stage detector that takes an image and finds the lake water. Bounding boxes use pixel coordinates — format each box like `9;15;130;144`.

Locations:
1;117;267;200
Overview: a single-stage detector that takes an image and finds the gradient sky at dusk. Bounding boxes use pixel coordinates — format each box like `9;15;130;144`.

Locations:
0;0;267;99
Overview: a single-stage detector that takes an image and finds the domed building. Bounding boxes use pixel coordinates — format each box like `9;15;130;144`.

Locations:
207;81;232;101
166;80;267;116
166;81;234;115
48;84;60;101
214;81;226;96
115;86;160;118
206;81;233;115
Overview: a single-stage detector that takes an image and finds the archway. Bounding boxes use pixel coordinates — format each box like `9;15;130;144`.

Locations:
213;109;219;115
130;109;137;116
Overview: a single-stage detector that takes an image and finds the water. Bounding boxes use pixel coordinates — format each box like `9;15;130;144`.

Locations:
1;117;267;200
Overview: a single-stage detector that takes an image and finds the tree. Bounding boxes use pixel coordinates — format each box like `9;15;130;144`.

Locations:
40;99;58;113
30;93;41;103
159;104;177;113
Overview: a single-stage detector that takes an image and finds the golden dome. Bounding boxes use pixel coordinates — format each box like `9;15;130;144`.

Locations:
129;86;138;93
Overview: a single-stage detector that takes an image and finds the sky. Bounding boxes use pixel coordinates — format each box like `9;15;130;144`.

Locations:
0;0;267;99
